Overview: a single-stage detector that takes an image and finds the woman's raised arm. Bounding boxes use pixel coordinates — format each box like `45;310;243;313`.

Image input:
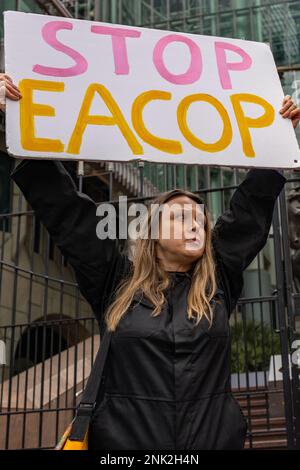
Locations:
2;73;132;331
10;158;130;329
211;95;300;317
211;168;286;316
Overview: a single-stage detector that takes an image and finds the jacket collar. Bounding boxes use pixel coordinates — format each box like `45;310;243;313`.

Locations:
131;291;155;308
132;284;224;309
132;270;193;309
167;264;195;279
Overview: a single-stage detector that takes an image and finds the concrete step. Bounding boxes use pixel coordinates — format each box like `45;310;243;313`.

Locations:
232;387;288;449
241;407;269;418
238;398;268;409
245;438;287;449
247;416;286;430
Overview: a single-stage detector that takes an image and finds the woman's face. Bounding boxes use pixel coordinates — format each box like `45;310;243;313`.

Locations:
156;195;206;269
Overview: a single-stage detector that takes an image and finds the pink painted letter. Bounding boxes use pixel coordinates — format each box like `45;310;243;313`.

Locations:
215;41;252;90
91;25;141;75
153;34;202;85
33;21;88;77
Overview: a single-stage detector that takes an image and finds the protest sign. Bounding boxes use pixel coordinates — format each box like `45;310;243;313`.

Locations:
4;10;300;168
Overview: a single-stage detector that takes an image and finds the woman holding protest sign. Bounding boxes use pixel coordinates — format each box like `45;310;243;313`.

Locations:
3;72;300;450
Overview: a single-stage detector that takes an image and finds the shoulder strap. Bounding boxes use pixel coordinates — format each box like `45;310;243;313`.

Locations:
68;240;127;441
68;328;112;441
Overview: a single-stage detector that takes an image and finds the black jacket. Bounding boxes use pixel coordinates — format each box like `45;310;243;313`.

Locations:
10;160;286;450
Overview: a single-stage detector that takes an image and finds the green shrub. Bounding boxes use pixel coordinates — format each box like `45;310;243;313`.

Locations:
230;321;281;373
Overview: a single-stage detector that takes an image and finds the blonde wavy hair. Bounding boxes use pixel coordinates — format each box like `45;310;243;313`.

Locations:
104;188;218;332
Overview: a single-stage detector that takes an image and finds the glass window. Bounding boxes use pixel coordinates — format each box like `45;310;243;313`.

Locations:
176;164;185;188
18;0;43;13
218;0;232;12
210;167;221;221
280;69;300;144
236;10;251;40
219;12;233;37
203;0;217;15
203;15;217;36
169;0;183;18
0;1;17;38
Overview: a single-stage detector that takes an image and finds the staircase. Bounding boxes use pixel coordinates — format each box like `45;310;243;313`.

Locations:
98;161;159;197
35;0;73;17
37;0;98;20
234;387;287;449
83;160;159;197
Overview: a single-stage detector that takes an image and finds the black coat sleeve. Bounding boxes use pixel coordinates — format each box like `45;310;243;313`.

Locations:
10;159;130;329
211;168;286;317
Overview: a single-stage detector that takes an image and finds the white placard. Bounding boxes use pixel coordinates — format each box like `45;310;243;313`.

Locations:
4;10;300;168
